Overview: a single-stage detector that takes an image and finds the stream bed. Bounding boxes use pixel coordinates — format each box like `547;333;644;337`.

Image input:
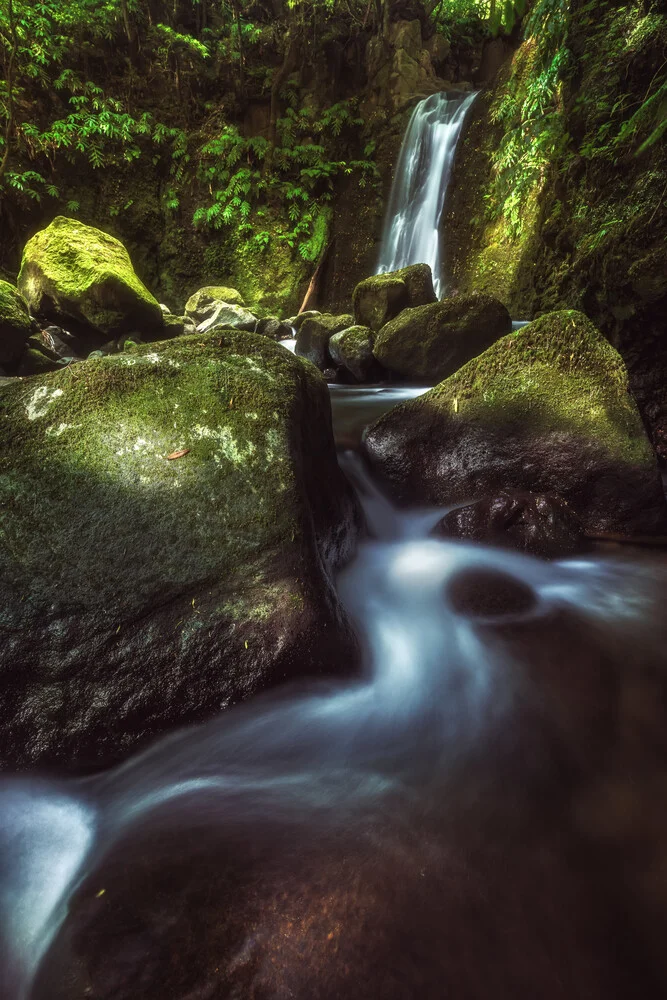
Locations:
2;384;667;999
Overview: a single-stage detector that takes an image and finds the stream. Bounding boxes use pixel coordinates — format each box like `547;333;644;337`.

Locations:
2;382;667;998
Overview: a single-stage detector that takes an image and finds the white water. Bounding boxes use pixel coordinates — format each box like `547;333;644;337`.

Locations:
377;91;478;297
1;386;666;998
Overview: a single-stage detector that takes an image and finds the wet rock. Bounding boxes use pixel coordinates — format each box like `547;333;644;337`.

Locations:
16;346;63;377
150;313;196;341
184;285;245;325
0;330;359;771
290;310;321;332
435;491;584;559
352;264;436;332
38;324;83;360
255;317;294;341
329;326;379;382
447;567;537;617
295;313;354;371
364;311;666;534
0;280;32;365
372;292;511;383
18;217;163;341
197;302;257;334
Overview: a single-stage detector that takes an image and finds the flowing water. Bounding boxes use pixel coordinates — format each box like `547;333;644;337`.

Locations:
376;91;478;297
2;386;667;999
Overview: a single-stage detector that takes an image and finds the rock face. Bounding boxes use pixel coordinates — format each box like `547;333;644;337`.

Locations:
18;217;163;341
435;492;584;559
295;313;354;371
352;264;436;332
364;311;666;534
0;330;359;771
366;19;446;111
372;292;511;383
329;326;377;383
0;281;32;365
196;302;257;334
184;286;245;325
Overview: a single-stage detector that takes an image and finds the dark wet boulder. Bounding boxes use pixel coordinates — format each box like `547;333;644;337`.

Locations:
0;330;359;771
196;302;257;334
364;311;666;535
184;285;245;325
0;280;32;365
352;264;437;332
372;292;511;383
289;310;321;332
329;326;379;383
295;313;354;371
435;491;584;559
255;317;294;341
17;217;163;341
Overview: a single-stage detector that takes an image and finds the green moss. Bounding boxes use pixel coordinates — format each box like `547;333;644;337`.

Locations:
0;329;329;610
18;216;163;335
425;310;654;465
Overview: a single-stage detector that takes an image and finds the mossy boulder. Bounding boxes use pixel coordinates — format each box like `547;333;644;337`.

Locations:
0;280;32;365
0;329;359;771
352;264;437;332
364;311;666;534
17;217;163;342
329;326;378;383
372;292;512;383
295;313;354;371
197;303;258;334
184;286;245;325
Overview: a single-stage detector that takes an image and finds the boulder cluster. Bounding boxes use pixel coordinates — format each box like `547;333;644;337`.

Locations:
294;262;512;385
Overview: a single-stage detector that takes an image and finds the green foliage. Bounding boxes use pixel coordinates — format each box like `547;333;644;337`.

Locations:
191;99;377;254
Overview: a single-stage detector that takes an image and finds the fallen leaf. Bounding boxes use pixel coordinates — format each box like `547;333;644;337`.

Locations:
167;448;190;460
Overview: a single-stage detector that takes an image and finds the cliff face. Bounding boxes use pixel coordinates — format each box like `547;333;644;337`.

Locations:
445;0;667;458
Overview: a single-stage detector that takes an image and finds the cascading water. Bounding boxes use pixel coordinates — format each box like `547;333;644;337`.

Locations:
376;91;478;297
1;384;666;999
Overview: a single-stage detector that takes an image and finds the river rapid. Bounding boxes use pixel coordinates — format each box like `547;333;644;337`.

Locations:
2;382;667;999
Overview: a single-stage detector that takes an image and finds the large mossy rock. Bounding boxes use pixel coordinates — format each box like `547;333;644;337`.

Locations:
0;280;32;365
295;313;354;371
364;311;666;534
184;286;245;325
352;264;437;332
0;330;359;771
17;217;163;341
372;292;512;383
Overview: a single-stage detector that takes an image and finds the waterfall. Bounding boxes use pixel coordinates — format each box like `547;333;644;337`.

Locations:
377;91;478;298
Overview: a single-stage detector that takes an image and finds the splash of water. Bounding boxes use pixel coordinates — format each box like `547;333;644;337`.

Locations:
377;91;478;297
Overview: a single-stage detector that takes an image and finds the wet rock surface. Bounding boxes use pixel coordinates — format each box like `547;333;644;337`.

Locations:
295;313;354;371
364;311;667;534
329;325;379;382
0;330;360;771
372;291;511;383
435;491;584;558
352;263;436;332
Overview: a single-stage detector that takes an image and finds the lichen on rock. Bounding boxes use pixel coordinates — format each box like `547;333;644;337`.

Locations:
0;328;359;770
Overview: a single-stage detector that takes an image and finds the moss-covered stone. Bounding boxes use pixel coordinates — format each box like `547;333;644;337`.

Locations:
352;264;437;332
295;313;354;371
0;280;31;365
372;292;511;383
184;286;245;324
364;310;666;533
18;216;164;341
0;329;359;770
329;326;378;382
